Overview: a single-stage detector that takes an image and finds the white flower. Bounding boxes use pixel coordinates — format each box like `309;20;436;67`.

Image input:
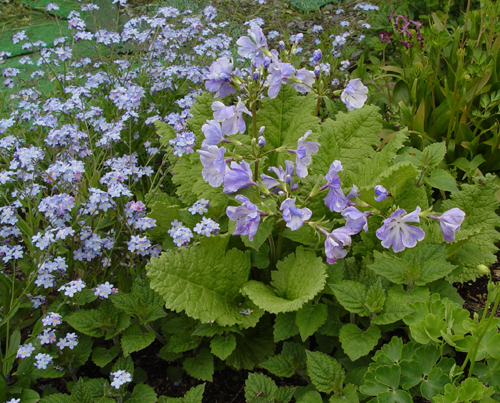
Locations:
341;79;368;110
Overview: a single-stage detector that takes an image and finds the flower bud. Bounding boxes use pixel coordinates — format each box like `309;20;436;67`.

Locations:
314;65;321;77
478;264;490;276
296;33;304;43
257;136;266;147
279;41;285;50
252;71;260;81
258;126;265;135
312;49;322;62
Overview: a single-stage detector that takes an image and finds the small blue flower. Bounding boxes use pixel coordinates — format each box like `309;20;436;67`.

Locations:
226;195;260;241
376;207;425;253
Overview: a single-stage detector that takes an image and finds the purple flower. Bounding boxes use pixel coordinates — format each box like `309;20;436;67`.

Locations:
374;185;388;201
341;79;368;111
280;198;312;230
226;195;260;241
379;31;393;43
293;68;315;94
267;50;295;99
260;160;296;192
236;25;268;59
212;98;251;135
205;57;237;98
313;49;322;62
376;207;425;253
341;207;369;235
429;208;465;242
198;146;226;187
323;160;347;212
324;227;351;264
201;120;224;146
223;161;256;193
289;131;319;178
257;136;266;147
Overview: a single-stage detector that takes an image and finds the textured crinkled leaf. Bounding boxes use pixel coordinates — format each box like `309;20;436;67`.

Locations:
71;379;94;403
353;129;408;188
147;236;251;326
71;335;93;367
306;350;345;394
155;121;177;147
183;348;214;382
313;105;382;174
274;386;296;403
366;279;386;313
129;383;158;403
183;383;206;403
112;355;134;375
443;175;500;282
295;302;328;341
425;169;458;192
40;394;73;403
274;311;299;342
242;247;327;313
92;344;120;368
260;354;296;377
296;391;323;403
121;324;155;357
339;324;381;361
372;285;429;325
255;85;320;166
329;281;369;316
186;92;216;142
210;334;236;360
244;372;278;403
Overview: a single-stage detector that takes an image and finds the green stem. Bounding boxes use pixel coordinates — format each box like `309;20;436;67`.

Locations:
275;221;286;265
314;95;321;116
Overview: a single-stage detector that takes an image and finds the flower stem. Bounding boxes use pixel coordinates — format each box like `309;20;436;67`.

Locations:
275;221;286;264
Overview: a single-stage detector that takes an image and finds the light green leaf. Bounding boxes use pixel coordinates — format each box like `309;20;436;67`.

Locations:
65;309;105;338
112;355;134;375
296;391;323;403
121;324;155;357
40;394;73;403
243;219;273;250
182;348;214;382
313;105;382;174
339;324;381;361
210;334;237;360
147;235;251;326
306;350;345;394
244;372;278;403
243;246;327;314
129;384;158;403
377;389;412;403
155;121;177;146
421;142;446;168
256;85;320;166
295;302;328;341
183;384;206;403
274;386;296;403
260;354;296;378
20;389;40;403
425;169;458;192
444;175;500;283
329;281;369;316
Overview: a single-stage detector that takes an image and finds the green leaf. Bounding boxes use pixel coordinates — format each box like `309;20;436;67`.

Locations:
112;355;134;376
183;348;214;382
365;279;386;313
329;384;359;403
313;105;382;174
210;334;236;360
183;384;206;403
444;175;500;283
425;169;458;192
274;312;299;342
377;389;412;403
71;335;93;367
274;386;296;403
296;391;323;403
225;319;275;370
92;345;121;368
40;394;73;403
121;324;155;357
20;389;40;403
421;142;446;168
129;384;158;403
260;354;296;378
295;302;328;341
409;313;447;344
256;85;320;167
306;350;345;394
339;324;381;361
329;281;369;316
372;284;428;325
244;372;278;403
155;121;176;146
374;364;401;390
65;309;105;338
147;235;251;326
243;246;327;314
71;379;94;403
243;219;273;250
